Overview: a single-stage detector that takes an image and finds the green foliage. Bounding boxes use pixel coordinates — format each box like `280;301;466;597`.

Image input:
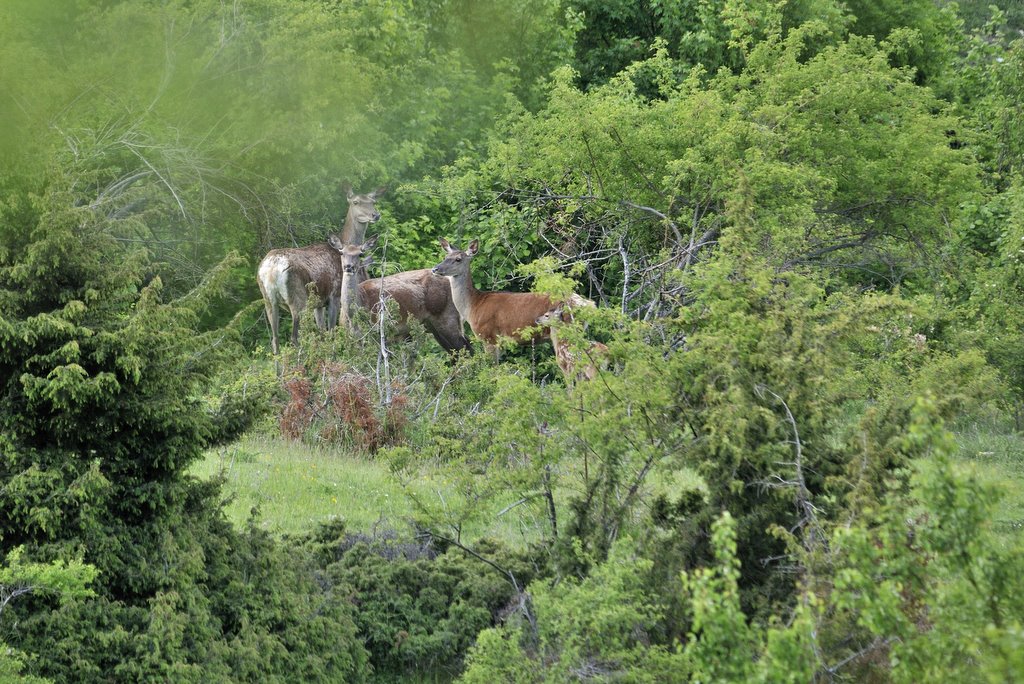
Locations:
0;542;99;681
0;546;98;618
23;514;371;683
843;0;961;83
0;146;371;681
461;537;679;683
681;512;819;683
299;522;524;680
942;7;1024;182
831;398;1024;682
450;25;979;307
565;0;852;89
953;178;1024;414
3;0;1024;681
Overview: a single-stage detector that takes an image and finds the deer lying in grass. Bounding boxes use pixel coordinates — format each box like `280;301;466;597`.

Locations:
257;186;385;354
431;238;569;358
535;301;608;384
359;269;472;353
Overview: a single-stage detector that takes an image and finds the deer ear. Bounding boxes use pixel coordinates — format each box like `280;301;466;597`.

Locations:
370;185;388;199
343;182;355;201
439;237;453;253
467;239;479;256
361;234;379;252
328;234;344;250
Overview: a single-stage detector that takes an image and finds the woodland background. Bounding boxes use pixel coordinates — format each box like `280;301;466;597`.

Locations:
2;0;1024;681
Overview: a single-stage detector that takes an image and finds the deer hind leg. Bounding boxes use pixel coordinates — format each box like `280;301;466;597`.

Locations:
263;297;281;355
288;288;308;348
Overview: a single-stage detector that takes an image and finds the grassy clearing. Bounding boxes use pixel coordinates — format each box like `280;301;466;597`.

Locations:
193;420;1023;548
191;434;554;544
192;435;411;536
953;418;1024;543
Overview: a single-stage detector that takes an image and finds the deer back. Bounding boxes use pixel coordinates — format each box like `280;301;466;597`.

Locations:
259;242;343;306
359;269;470;351
468;291;554;345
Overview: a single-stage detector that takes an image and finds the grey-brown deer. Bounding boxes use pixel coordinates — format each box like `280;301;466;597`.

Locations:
358;268;471;353
430;238;559;357
535;301;608;384
257;187;385;353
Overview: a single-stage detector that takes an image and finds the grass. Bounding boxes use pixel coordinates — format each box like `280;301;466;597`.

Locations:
953;418;1024;543
193;418;1024;549
190;433;556;544
192;434;412;536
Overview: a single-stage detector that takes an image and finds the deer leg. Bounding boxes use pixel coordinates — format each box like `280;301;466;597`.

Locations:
264;298;280;355
290;313;301;347
425;321;472;354
289;289;307;348
325;294;340;330
395;309;412;340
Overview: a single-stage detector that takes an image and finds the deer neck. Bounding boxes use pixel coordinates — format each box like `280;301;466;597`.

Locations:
339;269;361;315
340;214;368;245
547;326;561;350
446;272;477;327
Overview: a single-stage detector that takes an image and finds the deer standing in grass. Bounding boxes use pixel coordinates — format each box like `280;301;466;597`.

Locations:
431;238;561;358
257;186;385;354
536;301;608;384
359;269;472;353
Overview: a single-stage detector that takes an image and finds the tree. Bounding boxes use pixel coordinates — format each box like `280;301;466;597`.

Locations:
0;150;369;683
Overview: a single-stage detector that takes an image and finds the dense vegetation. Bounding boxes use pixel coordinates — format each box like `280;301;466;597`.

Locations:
2;0;1023;681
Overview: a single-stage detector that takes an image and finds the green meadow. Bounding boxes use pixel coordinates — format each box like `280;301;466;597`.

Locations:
194;421;1024;548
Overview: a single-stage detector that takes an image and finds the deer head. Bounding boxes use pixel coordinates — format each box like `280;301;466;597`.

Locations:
535;306;568;326
431;238;479;279
343;183;387;226
329;234;378;275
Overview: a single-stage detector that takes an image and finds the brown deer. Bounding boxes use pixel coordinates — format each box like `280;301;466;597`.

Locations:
339;184;387;244
430;238;559;357
258;235;377;353
358;269;472;353
535;301;608;384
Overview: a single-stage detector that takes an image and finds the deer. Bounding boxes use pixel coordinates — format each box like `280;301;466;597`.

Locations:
430;238;562;358
258;235;377;353
337;235;377;331
535;301;608;385
358;269;472;353
257;186;385;353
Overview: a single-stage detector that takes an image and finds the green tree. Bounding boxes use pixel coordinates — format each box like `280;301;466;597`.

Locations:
0;152;368;682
